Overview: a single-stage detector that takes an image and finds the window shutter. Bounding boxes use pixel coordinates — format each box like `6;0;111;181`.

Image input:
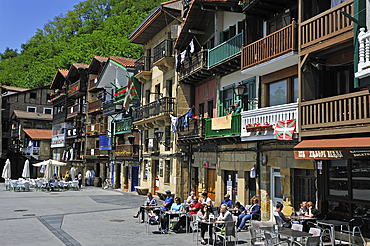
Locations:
218;90;224;117
219;31;224;44
230;25;236;38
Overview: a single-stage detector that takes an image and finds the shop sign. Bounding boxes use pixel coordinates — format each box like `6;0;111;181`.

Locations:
294;149;370;160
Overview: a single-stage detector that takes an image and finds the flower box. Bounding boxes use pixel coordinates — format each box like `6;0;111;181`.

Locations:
246;125;274;132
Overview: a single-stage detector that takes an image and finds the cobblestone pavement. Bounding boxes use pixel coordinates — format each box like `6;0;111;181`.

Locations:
0;186;252;246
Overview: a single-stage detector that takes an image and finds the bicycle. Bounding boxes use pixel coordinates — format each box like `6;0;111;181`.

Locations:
103;179;113;189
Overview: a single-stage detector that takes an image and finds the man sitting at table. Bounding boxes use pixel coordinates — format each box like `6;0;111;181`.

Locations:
171;196;201;232
275;202;292;228
215;204;234;244
133;192;157;223
220;194;232;209
162;190;174;211
237;197;261;232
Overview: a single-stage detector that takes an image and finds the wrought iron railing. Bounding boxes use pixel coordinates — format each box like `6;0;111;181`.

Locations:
153;39;173;63
134;56;153;74
114;144;139;159
177;118;205;140
133;97;175;122
179;50;208;81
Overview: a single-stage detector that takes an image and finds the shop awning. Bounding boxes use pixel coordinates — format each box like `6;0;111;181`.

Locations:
294;137;370;160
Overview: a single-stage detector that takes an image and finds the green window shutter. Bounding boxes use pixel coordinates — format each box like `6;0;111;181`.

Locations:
219;31;224;44
230;25;236;37
218;90;224;117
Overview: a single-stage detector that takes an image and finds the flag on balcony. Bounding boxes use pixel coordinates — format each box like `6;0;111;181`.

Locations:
273;119;296;140
123;77;139;110
113;86;127;97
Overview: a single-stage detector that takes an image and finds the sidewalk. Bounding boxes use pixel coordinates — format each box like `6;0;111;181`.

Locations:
0;185;251;245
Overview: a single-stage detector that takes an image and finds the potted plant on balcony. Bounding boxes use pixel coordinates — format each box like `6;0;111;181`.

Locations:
261;122;274;131
85;131;90;136
93;130;99;135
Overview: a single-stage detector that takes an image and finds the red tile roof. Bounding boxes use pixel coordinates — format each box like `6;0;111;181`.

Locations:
58;69;69;77
12;110;53;120
109;56;137;68
23;129;52;140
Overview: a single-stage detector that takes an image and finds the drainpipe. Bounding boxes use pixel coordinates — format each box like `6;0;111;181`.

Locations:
188;144;191;196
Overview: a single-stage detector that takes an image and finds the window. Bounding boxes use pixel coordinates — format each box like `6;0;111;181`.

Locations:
27;106;37;113
155;84;160;98
144;130;148;152
30;92;37;99
293;169;316;211
267;76;298;107
199;103;204;118
43;108;53;114
145;90;150;104
219;87;235;117
143;160;148;180
164;160;170;183
166;79;172;98
242;78;257;111
165;126;171;151
207;100;213;118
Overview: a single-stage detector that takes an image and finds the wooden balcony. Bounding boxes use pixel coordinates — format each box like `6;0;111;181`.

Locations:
53;111;67;124
300;90;370;137
67;104;86;119
114;144;139;160
68;80;86;98
66;127;82;139
86;123;108;136
87;99;102;114
355;28;370;80
85;148;108;160
241;22;296;71
11;128;19;138
134;56;152;84
205;114;241;138
208;31;243;69
133;97;175;122
103;100;122;115
88;77;101;92
300;0;354;56
153;39;174;72
177;118;205;143
115;117;132;134
50;89;66;106
179;50;208;84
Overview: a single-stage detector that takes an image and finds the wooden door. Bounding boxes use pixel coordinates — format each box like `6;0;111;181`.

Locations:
154;160;159;193
207;169;216;202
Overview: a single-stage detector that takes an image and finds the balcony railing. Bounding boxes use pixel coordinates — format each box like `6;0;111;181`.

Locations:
49;89;66;105
135;56;153;74
133;97;175;122
356;28;370;79
86;123;108;135
205;114;241;138
301;90;370;132
86;148;100;157
53;111;66;122
114;144;139;159
87;99;102;114
23;146;40;157
300;0;353;52
66;127;81;138
115;117;132;134
67;104;86;118
179;50;208;82
241;102;298;139
153;39;173;63
177;118;205;141
208;31;243;68
68;80;86;98
103;100;122;115
99;135;113;151
11;129;19;138
51;134;66;148
241;22;295;70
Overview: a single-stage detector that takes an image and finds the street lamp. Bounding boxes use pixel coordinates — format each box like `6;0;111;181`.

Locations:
127;135;135;145
154;130;170;148
234;82;245;97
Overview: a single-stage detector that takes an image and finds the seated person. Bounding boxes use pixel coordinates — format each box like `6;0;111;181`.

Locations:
197;204;211;245
220;194;232;209
235;202;245;212
201;192;213;213
160;197;183;233
186;191;195;204
275;202;291;228
172;196;201;232
133;192;157;223
162;190;174;211
302;201;321;232
237;197;261;231
225;105;236;116
299;201;308;215
215;204;234;244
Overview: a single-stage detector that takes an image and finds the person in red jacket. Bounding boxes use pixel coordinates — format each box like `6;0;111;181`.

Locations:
171;196;201;232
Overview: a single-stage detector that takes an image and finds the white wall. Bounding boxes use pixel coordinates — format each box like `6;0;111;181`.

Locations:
220;70;255;89
222;12;245;31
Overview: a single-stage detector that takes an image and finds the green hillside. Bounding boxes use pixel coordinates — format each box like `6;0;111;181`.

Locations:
0;0;167;88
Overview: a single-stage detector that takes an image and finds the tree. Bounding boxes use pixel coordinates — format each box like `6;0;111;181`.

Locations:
0;47;18;61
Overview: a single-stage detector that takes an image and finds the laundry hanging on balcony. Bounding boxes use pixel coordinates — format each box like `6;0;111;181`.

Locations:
170;114;178;133
211;115;232;130
176;107;194;132
175;39;195;72
273;119;296;140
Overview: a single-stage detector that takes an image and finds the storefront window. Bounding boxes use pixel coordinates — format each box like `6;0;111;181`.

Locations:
352;160;370;201
328;159;348;197
269;80;287;106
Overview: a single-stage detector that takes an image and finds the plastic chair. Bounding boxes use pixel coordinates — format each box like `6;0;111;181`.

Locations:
340;218;366;245
308;227;321;237
295;236;321;246
18;181;30;192
250;220;264;245
71;181;79;190
213;221;237;246
9;180;19;192
35;180;44;191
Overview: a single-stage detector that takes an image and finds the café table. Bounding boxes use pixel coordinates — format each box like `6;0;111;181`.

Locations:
290;215;317;221
143;206;161;234
316;220;350;246
259;226;313;246
198;220;225;245
164;210;187;234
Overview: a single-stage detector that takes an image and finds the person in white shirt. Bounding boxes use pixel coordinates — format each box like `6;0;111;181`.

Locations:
186;191;195;204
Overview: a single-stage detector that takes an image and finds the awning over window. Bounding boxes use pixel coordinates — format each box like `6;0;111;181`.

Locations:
294;137;370;160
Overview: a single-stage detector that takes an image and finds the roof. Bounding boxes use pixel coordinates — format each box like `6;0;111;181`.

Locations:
71;63;89;70
94;56;108;63
68;63;89;79
242;0;296;18
109;56;137;68
50;69;68;89
294;138;370;150
12;110;53;121
89;56;109;74
23;129;52;140
1;85;28;92
129;0;182;45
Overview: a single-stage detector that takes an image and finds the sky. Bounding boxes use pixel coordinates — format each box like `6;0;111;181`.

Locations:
0;0;83;54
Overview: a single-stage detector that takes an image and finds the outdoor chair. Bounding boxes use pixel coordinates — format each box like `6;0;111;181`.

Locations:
264;231;286;246
340;218;366;245
250;220;265;245
9;180;19;192
35;180;44;191
18;181;30;192
213;221;237;246
71;181;79;190
49;180;59;191
294;236;321;246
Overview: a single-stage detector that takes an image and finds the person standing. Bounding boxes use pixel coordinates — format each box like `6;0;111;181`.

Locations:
78;172;82;189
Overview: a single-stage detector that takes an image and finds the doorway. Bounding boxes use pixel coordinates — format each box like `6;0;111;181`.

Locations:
192;167;199;197
115;162;121;189
131;166;139;192
207;168;216;202
224;171;238;204
154;160;159;194
271;168;284;211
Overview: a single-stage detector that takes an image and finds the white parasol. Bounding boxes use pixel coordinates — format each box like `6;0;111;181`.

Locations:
2;159;11;179
33;159;67;167
22;159;30;179
44;162;53;179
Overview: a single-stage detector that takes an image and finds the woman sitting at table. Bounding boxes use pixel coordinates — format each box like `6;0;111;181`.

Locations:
237;197;260;232
133;192;157;223
160;197;183;233
197;204;211;245
302;201;322;231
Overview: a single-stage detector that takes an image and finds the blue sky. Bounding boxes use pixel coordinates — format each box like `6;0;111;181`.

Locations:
0;0;82;54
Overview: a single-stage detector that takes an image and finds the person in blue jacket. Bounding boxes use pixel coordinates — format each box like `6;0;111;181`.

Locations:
220;194;233;208
237;197;261;231
162;190;174;211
